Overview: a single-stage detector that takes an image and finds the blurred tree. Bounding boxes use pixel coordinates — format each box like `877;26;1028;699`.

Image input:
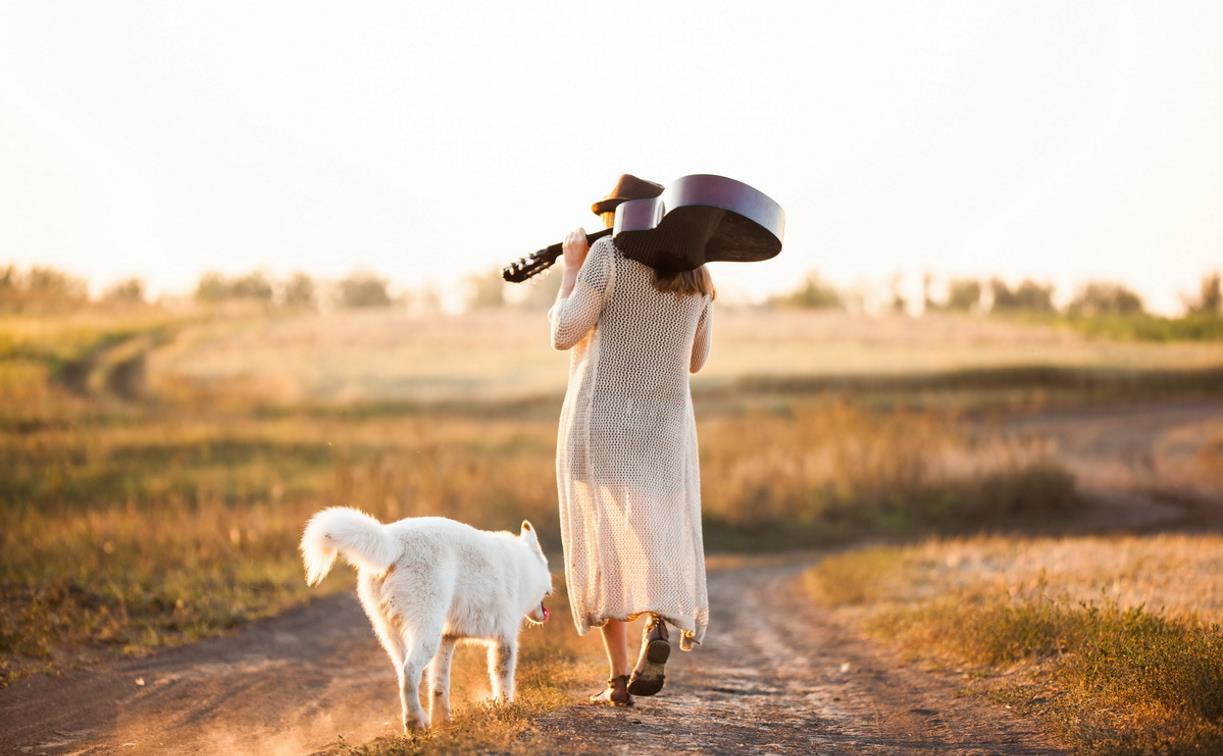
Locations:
991;278;1055;313
1186;271;1221;315
283;272;317;310
101;277;145;306
1068;281;1145;317
0;265;20;310
466;268;507;310
943;278;982;311
888;273;906;314
194;271;274;304
337;271;392;308
768;272;842;309
228;272;274;303
21;266;88;311
195;272;229;303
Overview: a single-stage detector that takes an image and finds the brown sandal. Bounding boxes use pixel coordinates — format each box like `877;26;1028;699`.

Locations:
627;617;670;696
588;674;634;706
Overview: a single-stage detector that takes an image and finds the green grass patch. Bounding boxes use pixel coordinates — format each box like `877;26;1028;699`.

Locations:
734;364;1223;400
1009;311;1223;342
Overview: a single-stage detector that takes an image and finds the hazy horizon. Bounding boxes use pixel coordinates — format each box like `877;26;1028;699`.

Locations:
3;1;1222;315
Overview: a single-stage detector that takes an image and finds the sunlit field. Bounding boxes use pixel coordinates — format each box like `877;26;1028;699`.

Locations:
2;304;1222;751
151;307;1223;404
806;535;1223;752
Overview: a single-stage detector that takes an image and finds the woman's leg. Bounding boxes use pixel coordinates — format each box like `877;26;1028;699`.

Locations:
627;614;670;696
600;619;629;677
589;620;633;705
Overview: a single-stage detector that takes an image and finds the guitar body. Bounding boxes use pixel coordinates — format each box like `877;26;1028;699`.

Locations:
502;174;785;282
612;174;785;274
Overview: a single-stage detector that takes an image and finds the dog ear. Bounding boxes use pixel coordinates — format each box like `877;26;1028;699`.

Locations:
520;520;534;536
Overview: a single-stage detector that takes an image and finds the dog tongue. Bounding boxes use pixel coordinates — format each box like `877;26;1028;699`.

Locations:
541;603;550;622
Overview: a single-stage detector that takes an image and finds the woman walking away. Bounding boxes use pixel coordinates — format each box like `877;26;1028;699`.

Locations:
549;174;714;707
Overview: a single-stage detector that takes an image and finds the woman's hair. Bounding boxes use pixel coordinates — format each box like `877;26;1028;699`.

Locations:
651;266;716;298
600;210;716;299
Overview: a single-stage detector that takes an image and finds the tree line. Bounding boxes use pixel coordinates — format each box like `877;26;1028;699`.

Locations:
769;271;1223;318
0;266;403;313
3;261;1220;320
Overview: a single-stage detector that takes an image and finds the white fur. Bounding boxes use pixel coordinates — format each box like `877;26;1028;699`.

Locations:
299;507;552;732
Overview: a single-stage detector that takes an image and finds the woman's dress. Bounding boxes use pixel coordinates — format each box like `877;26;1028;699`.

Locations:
548;236;713;650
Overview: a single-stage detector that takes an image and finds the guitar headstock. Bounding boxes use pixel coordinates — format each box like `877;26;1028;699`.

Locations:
502;248;559;283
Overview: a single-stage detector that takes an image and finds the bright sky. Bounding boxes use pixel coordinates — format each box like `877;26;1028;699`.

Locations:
2;1;1220;314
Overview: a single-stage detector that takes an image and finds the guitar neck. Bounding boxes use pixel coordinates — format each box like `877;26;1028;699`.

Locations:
538;227;614;259
503;227;614;282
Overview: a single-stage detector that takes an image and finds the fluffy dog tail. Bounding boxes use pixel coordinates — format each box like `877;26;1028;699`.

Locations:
300;507;402;586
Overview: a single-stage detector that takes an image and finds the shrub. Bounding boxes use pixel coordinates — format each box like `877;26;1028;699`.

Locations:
769;272;841;309
101;277;145;306
0;265;88;312
990;278;1055;313
194;272;229;303
194;272;274;304
282;272;316;310
1068;281;1145;317
942;278;983;312
1187;271;1221;315
336;272;392;309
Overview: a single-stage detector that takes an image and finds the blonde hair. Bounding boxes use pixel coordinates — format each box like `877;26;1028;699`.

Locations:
600;210;716;299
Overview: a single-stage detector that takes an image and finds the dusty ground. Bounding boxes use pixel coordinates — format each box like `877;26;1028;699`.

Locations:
0;593;393;754
521;561;1063;754
1;398;1219;754
0;562;1065;755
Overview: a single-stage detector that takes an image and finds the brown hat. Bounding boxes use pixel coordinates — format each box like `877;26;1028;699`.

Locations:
591;173;665;215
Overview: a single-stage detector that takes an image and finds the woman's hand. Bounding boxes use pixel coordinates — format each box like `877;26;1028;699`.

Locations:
557;228;589;298
562;228;590;271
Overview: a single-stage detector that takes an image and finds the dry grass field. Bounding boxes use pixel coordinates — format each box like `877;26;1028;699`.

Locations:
152;308;1223;404
2;306;1221;751
806;535;1223;752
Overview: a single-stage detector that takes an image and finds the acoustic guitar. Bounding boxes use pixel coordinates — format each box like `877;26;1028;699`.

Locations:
502;174;785;283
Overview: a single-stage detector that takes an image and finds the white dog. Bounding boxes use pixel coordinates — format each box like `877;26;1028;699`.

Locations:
300;507;553;731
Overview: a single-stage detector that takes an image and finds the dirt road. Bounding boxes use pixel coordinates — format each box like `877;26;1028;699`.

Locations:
522;561;1062;754
0;593;394;754
0;561;1063;755
2;399;1218;754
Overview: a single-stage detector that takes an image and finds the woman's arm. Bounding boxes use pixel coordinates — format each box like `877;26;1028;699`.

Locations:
548;232;614;351
690;296;714;373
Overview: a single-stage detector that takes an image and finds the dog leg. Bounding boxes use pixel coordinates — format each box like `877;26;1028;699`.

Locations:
488;638;518;702
399;626;440;732
380;628;409;728
359;575;408;725
428;636;457;727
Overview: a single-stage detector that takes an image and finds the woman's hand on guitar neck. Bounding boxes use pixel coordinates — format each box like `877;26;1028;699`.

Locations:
559;227;590;297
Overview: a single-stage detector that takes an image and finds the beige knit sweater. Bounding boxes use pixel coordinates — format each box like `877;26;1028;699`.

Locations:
548;236;712;650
